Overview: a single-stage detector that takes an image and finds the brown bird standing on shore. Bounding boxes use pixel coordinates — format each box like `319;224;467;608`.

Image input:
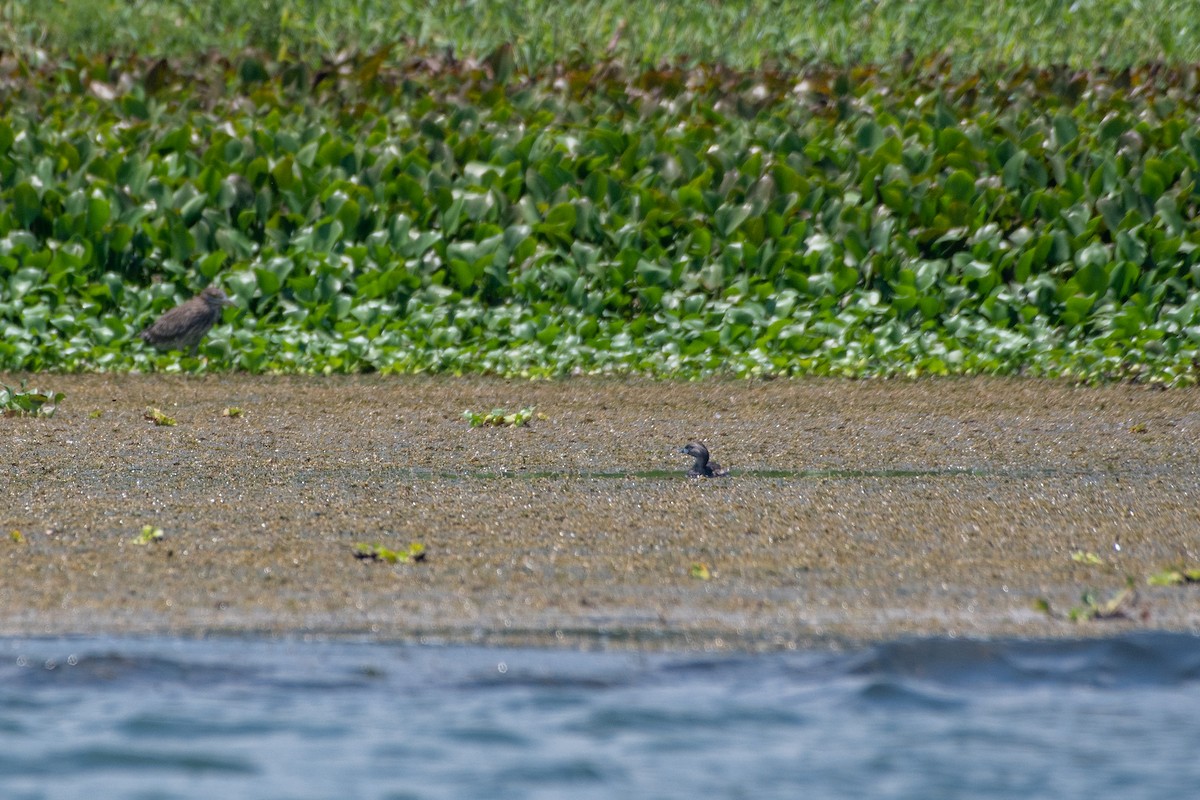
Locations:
139;286;234;355
680;442;730;478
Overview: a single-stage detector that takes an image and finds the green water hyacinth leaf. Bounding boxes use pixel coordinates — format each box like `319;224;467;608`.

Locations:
943;170;975;202
715;204;753;237
0;382;64;417
10;183;41;229
254;267;282;295
86;194;111;235
8;267;44;299
636;260;673;289
1002;151;1027;190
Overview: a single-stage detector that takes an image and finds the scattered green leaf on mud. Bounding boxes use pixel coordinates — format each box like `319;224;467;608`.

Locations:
1147;566;1200;586
1068;586;1139;622
353;541;426;564
144;407;177;426
689;562;712;580
132;525;164;545
463;406;536;428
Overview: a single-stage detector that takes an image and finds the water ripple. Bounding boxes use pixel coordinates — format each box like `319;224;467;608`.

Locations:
1;633;1199;799
3;747;255;777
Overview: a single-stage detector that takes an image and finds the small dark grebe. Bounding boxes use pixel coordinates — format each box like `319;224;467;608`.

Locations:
680;442;729;478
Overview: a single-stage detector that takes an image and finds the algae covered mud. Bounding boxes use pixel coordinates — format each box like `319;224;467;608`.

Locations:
3;374;1200;647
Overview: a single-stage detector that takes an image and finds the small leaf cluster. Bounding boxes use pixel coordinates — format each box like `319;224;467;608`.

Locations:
0;381;64;417
1148;566;1200;586
143;407;176;426
1067;586;1139;623
353;542;427;564
132;525;164;545
463;406;535;428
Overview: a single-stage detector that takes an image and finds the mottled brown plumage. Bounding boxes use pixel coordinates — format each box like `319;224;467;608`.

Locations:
140;286;234;355
680;442;729;478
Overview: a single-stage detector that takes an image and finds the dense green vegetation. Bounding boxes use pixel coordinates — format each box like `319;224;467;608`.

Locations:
10;0;1200;70
4;3;1200;380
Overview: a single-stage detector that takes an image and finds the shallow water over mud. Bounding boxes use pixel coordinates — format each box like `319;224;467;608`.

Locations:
3;374;1200;644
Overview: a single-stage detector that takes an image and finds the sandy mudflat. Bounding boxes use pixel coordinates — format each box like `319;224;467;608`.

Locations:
3;373;1199;649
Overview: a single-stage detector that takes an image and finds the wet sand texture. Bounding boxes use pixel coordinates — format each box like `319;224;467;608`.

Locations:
3;374;1199;649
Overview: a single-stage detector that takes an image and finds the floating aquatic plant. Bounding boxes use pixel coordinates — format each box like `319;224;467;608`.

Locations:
3;46;1200;382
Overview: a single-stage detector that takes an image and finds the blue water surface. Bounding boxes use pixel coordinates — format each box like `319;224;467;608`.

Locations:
2;632;1199;799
